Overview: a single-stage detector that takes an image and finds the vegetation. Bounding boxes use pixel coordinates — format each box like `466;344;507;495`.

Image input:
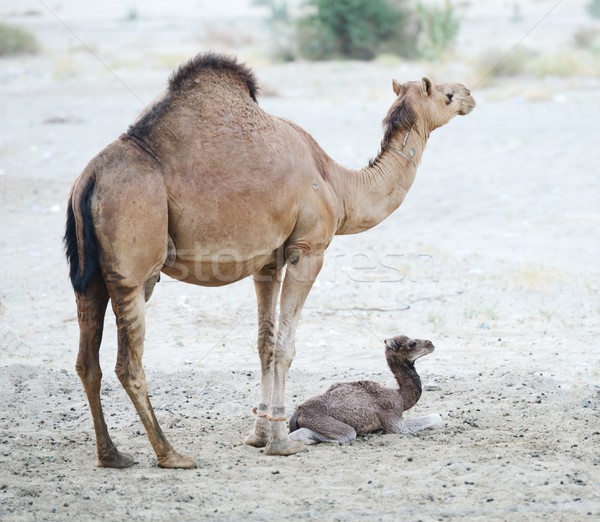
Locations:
415;0;460;61
255;0;296;61
295;0;416;61
587;0;600;18
573;27;599;50
476;47;537;80
257;0;468;61
475;45;600;84
0;23;39;57
124;5;139;22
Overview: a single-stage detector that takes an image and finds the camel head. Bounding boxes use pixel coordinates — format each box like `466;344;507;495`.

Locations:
384;335;435;364
383;78;475;142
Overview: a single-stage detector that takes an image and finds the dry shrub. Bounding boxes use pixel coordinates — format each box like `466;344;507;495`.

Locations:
0;23;39;57
532;50;600;78
573;26;600;50
475;47;538;82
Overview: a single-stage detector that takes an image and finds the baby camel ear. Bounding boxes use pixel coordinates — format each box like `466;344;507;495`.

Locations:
421;76;433;96
392;79;402;96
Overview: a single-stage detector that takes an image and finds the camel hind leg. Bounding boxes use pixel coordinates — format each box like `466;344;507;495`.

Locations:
92;155;195;468
108;284;196;469
75;272;133;468
289;413;357;445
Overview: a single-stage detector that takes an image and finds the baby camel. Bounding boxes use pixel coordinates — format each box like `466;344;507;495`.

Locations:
289;335;442;444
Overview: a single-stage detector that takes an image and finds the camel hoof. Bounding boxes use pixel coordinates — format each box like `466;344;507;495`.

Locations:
157;451;197;469
244;431;269;448
96;448;135;469
264;437;306;456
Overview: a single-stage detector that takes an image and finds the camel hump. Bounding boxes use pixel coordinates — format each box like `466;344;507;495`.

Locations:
168;52;259;102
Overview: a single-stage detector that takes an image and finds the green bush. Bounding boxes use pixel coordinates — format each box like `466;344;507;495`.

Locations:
415;0;459;61
0;23;39;57
256;0;296;61
587;0;600;18
296;0;417;61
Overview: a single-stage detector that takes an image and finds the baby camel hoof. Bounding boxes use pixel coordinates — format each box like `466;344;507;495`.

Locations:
265;438;306;456
96;448;135;469
157;451;197;469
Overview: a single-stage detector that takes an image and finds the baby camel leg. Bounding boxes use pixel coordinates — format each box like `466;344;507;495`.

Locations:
244;264;283;448
75;273;133;468
289;416;357;445
265;254;323;456
110;286;197;469
390;414;444;435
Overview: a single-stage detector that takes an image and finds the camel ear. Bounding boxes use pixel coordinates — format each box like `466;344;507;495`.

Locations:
421;76;433;96
392;79;402;96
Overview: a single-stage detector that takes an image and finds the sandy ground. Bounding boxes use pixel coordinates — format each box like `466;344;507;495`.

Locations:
1;1;599;520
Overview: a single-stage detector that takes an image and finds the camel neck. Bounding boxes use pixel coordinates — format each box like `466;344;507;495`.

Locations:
333;124;429;235
389;359;422;411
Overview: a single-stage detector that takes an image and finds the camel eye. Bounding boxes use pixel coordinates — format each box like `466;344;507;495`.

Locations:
446;93;453;103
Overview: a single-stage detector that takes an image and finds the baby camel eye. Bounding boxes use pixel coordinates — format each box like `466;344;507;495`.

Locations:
446;93;454;103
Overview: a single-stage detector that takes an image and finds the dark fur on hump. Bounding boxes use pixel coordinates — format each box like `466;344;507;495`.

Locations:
168;52;259;102
127;53;259;140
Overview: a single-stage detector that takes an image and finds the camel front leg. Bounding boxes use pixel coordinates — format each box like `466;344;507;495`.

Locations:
244;264;283;448
390;414;444;434
265;253;323;456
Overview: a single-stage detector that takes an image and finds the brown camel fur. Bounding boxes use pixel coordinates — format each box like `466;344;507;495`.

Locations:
64;52;475;469
288;335;442;445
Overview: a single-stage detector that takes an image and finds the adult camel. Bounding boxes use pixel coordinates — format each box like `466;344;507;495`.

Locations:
65;52;475;468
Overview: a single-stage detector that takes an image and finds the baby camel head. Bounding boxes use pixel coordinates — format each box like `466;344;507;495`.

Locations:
383;77;475;143
384;335;435;364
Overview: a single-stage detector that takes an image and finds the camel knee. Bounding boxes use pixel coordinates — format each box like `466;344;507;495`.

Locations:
115;364;146;393
76;360;99;379
274;344;295;369
337;427;357;444
76;344;102;386
114;362;133;388
76;361;102;388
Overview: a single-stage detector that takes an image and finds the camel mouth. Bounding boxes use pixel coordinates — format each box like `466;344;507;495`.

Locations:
459;99;476;115
423;342;435;355
459;105;475;115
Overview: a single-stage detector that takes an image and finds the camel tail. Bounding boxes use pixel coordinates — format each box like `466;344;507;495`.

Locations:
64;171;99;294
288;410;300;433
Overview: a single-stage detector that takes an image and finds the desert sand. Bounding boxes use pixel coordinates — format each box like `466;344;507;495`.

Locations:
1;0;599;520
